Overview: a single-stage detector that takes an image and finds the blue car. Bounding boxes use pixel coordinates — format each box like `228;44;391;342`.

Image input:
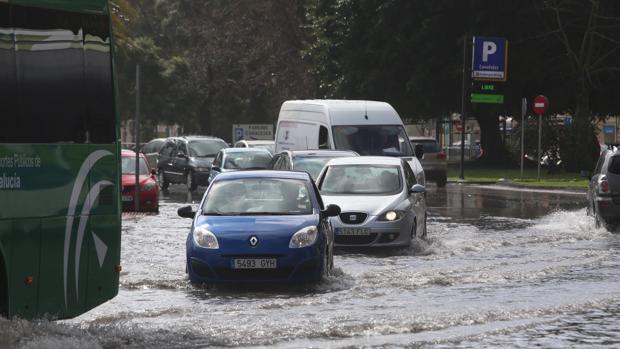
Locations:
178;170;341;284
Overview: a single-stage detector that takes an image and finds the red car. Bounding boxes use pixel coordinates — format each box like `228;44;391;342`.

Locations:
121;150;159;212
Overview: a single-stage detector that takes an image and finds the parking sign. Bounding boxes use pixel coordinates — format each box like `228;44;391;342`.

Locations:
472;36;508;81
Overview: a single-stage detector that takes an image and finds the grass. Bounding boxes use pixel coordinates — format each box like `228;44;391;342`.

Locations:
447;165;589;189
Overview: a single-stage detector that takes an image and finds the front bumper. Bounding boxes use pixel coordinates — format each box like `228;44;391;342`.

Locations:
331;213;414;247
187;247;324;283
121;189;159;212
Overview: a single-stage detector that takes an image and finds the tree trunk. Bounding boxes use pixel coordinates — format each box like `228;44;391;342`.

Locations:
475;112;510;165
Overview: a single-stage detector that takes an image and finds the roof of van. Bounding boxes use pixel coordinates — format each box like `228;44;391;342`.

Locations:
280;100;403;126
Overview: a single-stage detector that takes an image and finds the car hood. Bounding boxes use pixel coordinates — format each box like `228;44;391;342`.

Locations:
194;215;320;250
121;174;155;187
321;194;402;216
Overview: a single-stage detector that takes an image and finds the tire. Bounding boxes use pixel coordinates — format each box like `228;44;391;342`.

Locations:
187;171;197;192
158;169;169;191
421;214;428;239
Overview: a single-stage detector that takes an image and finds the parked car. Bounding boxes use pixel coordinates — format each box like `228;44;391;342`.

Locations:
270;150;359;181
409;137;447;186
208;148;273;184
141;137;166;169
234;140;275;154
157;136;228;192
316;156;427;247
587;147;620;231
121;150;159;212
177;170;341;284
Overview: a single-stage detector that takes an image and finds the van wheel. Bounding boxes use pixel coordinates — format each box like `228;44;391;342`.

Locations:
158;170;169;190
187;171;197;192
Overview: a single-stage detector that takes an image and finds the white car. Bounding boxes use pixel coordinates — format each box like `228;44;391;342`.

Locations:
208;148;273;184
234;140;275;154
316;156;427;247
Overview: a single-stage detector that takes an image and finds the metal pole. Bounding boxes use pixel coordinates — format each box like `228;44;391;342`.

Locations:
134;64;141;212
460;34;468;180
520;98;526;178
537;113;542;182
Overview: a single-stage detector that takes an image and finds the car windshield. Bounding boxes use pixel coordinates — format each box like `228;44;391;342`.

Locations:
203;178;313;216
320;165;402;195
293;156;339;181
189;140;228;157
608;156;620;175
412;140;439;153
121;157;149;175
332;125;413;156
223;152;273;169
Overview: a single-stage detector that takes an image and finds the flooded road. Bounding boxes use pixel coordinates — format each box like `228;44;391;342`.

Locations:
3;184;620;348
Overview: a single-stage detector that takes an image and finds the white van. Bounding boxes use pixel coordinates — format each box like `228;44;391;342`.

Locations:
274;99;426;184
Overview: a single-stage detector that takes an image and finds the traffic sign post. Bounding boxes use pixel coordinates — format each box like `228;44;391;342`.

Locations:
520;97;526;179
470;36;508;104
533;95;549;182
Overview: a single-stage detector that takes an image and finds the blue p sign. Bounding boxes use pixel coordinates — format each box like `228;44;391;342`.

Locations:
234;128;244;141
472;36;507;81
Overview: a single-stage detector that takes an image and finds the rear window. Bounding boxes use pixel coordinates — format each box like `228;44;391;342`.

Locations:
608;156;620;175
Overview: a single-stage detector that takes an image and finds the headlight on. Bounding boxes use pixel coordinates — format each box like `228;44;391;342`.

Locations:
378;210;406;221
140;182;157;192
193;227;219;249
289;226;318;248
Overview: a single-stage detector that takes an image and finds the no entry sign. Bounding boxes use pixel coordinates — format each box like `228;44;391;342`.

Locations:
533;95;549;115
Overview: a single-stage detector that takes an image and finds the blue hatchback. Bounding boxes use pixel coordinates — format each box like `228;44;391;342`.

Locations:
178;170;341;284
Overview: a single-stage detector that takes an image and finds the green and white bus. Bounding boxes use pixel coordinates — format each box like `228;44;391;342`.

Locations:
0;0;121;319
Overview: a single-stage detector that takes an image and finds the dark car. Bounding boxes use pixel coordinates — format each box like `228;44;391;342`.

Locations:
141;138;166;169
158;136;228;192
587;147;620;231
270;150;358;181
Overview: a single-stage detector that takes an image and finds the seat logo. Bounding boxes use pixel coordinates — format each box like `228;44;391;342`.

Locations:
349;214;357;221
249;235;259;247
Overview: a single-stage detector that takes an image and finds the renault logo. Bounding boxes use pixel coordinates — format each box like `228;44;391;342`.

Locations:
249;235;259;247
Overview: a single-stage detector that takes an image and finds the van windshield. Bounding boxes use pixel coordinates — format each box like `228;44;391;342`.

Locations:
332;125;414;156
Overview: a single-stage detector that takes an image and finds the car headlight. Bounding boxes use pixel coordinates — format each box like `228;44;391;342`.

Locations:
140;182;157;192
193;227;219;249
378;210;406;221
289;226;318;248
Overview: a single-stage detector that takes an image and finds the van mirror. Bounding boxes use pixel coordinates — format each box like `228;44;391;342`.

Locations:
414;144;424;159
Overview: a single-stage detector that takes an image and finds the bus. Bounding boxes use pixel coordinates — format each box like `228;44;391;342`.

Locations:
0;0;121;319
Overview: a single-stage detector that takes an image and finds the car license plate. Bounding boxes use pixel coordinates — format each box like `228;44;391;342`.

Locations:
335;228;371;236
232;258;277;269
122;195;133;202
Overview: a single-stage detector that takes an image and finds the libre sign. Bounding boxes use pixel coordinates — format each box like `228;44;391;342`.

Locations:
471;36;508;81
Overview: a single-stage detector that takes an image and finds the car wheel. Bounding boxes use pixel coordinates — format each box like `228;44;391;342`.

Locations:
158;170;169;190
322;246;331;279
187;171;197;192
421;214;428;239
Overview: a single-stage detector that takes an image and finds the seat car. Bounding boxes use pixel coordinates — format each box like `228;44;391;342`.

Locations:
587;147;620;231
178;170;341;284
270;150;359;181
157;136;228;192
409;137;447;186
208;148;273;183
121;150;159;212
234;140;275;154
316;156;427;247
140;138;166;169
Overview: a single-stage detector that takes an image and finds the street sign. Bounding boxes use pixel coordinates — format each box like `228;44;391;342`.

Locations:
533;95;549;115
471;36;508;81
471;93;504;104
232;124;274;142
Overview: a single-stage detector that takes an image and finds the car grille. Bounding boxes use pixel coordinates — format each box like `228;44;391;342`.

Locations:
335;233;378;245
122;185;135;194
339;212;368;224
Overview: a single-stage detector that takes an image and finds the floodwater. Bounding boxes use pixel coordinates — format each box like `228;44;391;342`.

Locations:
2;184;620;349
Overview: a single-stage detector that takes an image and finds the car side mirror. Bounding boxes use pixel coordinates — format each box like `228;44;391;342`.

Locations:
322;204;341;218
177;205;196;219
177;152;187;159
151;168;157;176
414;144;424;160
409;184;426;194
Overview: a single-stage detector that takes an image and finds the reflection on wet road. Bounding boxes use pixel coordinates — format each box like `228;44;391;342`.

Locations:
2;184;619;348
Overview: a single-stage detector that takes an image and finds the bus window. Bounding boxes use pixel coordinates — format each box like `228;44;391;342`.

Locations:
0;5;17;143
